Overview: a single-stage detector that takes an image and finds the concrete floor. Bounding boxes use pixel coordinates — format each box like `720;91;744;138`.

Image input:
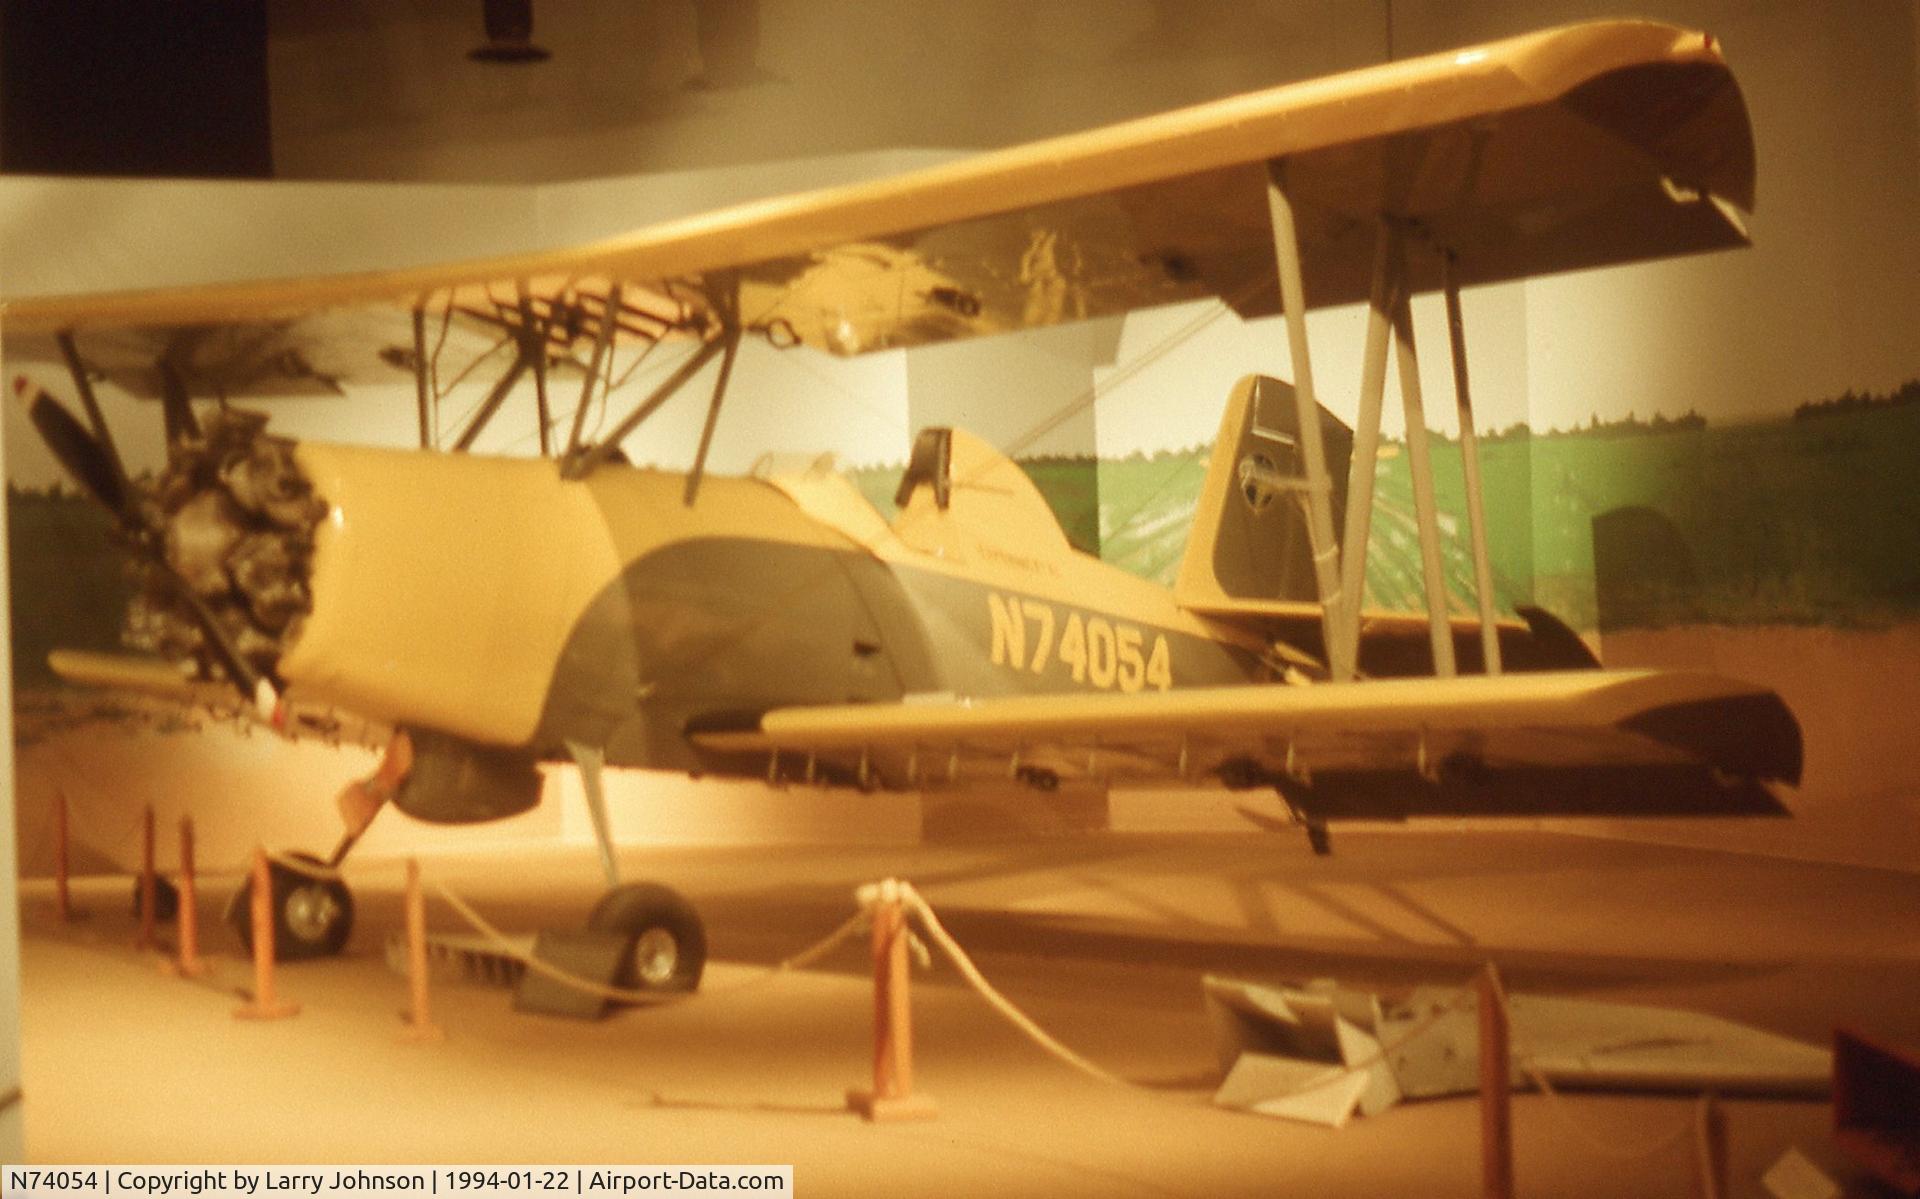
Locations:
18;829;1917;1196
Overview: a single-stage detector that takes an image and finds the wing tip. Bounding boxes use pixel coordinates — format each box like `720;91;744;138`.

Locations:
1620;689;1804;786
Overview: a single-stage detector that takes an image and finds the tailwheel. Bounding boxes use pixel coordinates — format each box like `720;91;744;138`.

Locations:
587;882;707;995
228;852;354;961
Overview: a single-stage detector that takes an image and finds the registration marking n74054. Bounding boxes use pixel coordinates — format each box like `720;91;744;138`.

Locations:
987;591;1172;692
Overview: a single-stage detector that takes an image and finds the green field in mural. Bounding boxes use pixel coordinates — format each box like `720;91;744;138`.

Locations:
5;491;135;684
1521;404;1920;630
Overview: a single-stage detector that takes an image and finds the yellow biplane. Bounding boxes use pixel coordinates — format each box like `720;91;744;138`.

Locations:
2;20;1794;991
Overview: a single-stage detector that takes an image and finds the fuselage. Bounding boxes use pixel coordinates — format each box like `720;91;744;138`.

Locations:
280;437;1272;777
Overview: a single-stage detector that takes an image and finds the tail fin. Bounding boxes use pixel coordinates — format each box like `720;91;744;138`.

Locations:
1174;374;1351;615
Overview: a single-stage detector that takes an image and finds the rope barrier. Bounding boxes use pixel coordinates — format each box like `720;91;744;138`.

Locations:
421;870;1122;1084
50;835;1742;1199
416;864;1738;1166
41;832;1754;1170
424;868;1465;1099
889;879;1127;1087
427;878;873;1006
894;879;1480;1102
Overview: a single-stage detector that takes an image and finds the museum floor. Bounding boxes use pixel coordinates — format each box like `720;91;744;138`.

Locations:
18;829;1918;1196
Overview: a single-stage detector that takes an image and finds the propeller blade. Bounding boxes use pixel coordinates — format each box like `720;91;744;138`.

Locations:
153;556;276;694
157;360;203;449
15;376;133;519
14;375;280;713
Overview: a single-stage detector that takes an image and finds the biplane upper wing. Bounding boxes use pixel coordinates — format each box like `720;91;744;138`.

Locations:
1;19;1751;360
690;669;1800;819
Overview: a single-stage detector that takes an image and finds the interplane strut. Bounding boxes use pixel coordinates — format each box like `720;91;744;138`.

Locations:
1265;163;1500;682
1444;253;1503;675
1263;165;1350;681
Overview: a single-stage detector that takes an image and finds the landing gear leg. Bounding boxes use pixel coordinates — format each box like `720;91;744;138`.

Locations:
1274;778;1333;857
228;730;413;961
568;740;708;995
1305;820;1333;857
568;739;619;890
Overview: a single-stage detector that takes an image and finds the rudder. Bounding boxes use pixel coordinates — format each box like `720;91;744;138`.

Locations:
1174;374;1351;615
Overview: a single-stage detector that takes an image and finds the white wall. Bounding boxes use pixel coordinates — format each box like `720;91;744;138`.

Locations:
267;1;1388;182
1511;1;1920;430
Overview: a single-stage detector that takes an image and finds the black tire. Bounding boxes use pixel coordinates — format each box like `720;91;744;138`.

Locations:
586;883;706;994
133;875;180;923
229;852;354;961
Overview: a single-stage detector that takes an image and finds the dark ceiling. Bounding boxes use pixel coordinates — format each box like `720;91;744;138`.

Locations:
1;1;274;177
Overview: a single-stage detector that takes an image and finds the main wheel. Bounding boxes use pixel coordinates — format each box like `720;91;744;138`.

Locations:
229;852;354;961
586;882;706;995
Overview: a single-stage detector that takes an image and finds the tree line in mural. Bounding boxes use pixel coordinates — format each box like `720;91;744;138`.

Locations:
1793;377;1920;422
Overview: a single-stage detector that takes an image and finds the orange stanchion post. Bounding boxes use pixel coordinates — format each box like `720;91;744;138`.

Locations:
53;791;71;922
847;880;937;1122
136;804;157;950
400;857;443;1042
170;816;205;979
233;847;299;1020
1478;962;1514;1199
1693;1093;1727;1199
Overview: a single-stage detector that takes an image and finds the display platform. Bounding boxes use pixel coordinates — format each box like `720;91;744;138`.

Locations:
18;829;1916;1196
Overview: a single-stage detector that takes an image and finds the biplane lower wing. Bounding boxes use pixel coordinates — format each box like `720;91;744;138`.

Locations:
47;649;389;750
48;649;230;706
689;669;1800;821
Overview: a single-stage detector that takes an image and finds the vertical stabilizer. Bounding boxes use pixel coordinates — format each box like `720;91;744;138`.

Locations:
1175;375;1351;615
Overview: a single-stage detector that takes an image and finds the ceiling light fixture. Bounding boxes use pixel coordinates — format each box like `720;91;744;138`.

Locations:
469;0;550;64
